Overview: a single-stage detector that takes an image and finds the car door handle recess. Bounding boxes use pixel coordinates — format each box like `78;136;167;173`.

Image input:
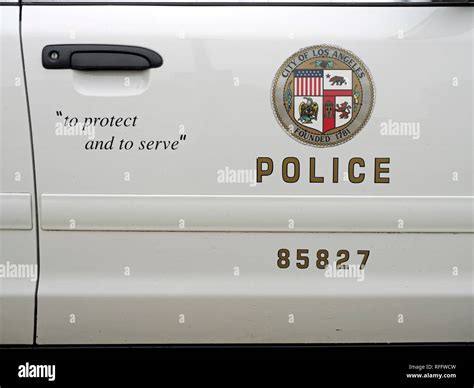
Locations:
42;44;163;70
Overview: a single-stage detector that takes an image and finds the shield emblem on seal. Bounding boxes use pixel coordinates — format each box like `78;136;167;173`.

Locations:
293;69;324;132
322;69;353;133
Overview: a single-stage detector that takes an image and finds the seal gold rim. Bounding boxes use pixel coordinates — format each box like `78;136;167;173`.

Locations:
271;44;376;148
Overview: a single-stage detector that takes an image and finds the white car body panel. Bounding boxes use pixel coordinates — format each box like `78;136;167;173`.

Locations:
0;1;472;344
0;6;37;344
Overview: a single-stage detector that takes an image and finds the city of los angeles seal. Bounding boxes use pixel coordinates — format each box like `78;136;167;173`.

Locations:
271;45;375;147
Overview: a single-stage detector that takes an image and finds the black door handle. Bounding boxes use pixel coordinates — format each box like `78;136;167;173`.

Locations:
42;45;163;70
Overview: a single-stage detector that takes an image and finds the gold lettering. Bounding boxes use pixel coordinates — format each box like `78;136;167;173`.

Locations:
256;157;274;182
348;157;365;183
309;157;324;183
375;157;390;183
282;157;300;183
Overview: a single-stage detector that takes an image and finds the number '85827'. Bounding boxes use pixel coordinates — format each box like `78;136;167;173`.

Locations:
276;248;370;270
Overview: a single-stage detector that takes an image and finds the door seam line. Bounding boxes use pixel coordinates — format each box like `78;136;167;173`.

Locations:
19;1;40;346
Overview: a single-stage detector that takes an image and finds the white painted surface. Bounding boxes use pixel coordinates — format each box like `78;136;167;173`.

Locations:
0;7;37;344
0;193;32;230
40;194;474;232
22;6;473;196
20;5;473;343
37;232;473;344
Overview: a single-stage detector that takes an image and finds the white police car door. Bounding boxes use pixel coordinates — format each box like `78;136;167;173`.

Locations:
20;0;473;344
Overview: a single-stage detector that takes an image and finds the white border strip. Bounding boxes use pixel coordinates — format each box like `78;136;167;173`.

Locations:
0;193;32;230
41;194;473;232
